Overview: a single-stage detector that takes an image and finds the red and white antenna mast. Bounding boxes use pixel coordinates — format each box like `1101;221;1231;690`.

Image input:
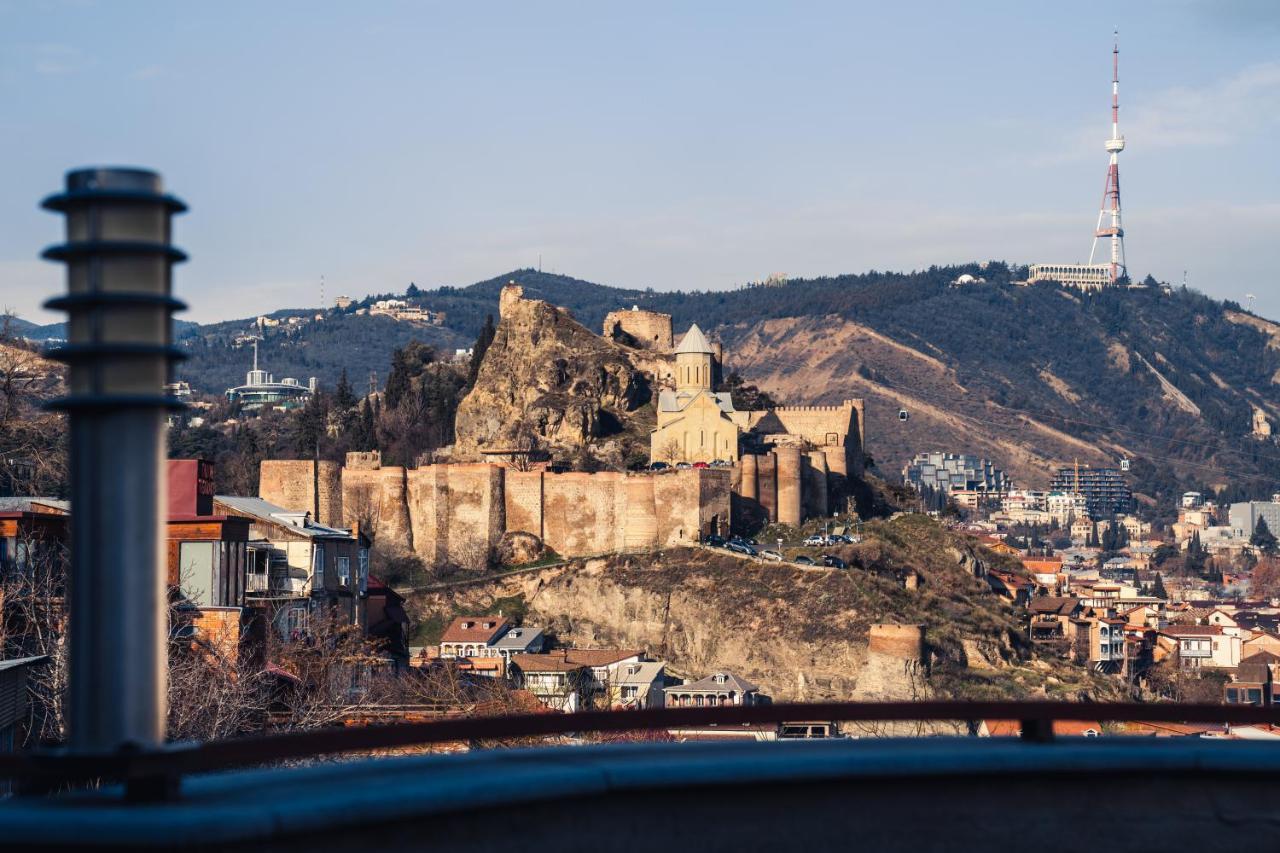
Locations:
1089;30;1127;283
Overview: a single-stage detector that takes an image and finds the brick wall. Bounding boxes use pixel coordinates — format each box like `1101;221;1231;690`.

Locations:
869;623;926;662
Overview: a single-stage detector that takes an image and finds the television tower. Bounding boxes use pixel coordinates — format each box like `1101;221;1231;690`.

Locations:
1088;31;1127;283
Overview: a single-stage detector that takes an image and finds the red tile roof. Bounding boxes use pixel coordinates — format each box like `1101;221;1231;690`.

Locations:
440;616;512;645
509;653;587;673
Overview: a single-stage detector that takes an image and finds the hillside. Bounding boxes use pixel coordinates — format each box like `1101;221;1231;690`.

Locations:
407;265;1280;510
408;515;1126;705
173;312;467;396
27;262;1280;510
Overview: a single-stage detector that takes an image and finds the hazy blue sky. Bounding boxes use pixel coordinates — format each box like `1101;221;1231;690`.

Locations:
2;0;1278;323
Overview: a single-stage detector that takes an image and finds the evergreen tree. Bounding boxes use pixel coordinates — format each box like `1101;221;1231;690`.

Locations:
333;368;358;412
384;348;412;411
406;282;421;298
467;314;496;387
1252;517;1279;555
1152;572;1168;599
353;398;376;451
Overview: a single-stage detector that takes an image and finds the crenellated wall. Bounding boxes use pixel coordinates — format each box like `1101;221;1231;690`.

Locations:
744;399;865;478
259;452;730;564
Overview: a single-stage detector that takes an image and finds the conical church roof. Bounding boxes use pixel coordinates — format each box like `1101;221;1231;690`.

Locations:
674;323;713;355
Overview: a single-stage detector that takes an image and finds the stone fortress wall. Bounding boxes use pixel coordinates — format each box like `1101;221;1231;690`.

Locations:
603;307;674;351
259;452;731;563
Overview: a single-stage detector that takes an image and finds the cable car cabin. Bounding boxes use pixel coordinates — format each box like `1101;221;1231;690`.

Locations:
1120;458;1130;471
898;409;909;422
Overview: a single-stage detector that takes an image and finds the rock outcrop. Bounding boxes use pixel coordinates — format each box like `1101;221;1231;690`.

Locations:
453;285;652;458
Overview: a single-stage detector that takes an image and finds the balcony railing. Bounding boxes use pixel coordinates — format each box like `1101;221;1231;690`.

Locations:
3;700;1280;801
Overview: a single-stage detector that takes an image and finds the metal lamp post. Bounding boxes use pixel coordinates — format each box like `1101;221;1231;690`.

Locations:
41;167;187;755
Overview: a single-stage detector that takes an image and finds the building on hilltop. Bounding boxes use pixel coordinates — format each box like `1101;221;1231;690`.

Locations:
650;322;864;527
1027;263;1115;291
224;340;316;412
603;305;674;351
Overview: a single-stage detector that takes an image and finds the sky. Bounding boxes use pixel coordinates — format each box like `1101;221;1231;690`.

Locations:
2;0;1279;324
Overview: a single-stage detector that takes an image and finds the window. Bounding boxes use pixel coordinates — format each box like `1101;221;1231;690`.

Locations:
338;556;351;587
312;544;326;588
358;547;369;594
283;604;309;639
179;541;217;606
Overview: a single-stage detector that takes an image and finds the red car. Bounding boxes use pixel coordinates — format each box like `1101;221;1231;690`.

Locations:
692;461;709;469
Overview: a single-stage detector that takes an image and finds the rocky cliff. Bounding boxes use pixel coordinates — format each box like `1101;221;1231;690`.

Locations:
408;515;1123;704
452;285;654;462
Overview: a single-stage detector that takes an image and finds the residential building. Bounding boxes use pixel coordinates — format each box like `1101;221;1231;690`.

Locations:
1044;491;1088;526
508;654;590;712
168;460;251;608
0;498;69;574
364;576;410;664
1230;500;1280;541
438;616;513;660
1002;490;1046;513
560;648;645;700
490;625;545;662
609;660;667;709
1029;597;1081;645
1157;625;1242;670
1049;466;1132;519
664;671;761;707
0;656;46;793
1225;651;1280;706
902;452;1009;497
1071;615;1128;674
214;495;366;637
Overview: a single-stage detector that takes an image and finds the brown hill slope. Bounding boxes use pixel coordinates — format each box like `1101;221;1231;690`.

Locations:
408;516;1124;705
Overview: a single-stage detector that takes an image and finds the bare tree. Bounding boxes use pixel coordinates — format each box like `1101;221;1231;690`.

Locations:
0;529;69;744
0;315;67;497
658;438;682;466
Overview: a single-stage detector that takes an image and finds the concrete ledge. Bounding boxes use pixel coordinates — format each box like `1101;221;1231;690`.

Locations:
5;737;1280;850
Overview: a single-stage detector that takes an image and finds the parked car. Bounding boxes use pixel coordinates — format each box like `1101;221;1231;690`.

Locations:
829;534;855;544
727;541;758;557
650;461;670;471
730;536;758;547
803;534;828;547
760;549;784;562
692;461;709;469
676;462;692;470
822;554;847;569
704;534;726;548
794;555;816;566
709;459;731;467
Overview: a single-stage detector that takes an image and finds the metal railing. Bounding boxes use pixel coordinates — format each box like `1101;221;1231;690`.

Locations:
2;700;1278;800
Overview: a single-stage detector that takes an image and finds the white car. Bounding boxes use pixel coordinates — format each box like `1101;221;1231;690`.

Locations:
760;549;784;562
803;535;828;547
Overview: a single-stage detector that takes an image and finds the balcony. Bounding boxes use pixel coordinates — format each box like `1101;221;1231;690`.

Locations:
4;702;1280;851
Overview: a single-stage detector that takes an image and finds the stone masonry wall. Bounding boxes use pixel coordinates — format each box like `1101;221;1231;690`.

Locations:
261;454;729;565
602;308;673;351
258;459;343;528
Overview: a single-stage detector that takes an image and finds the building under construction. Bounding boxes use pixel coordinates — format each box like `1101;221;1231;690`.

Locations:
1049;465;1132;520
